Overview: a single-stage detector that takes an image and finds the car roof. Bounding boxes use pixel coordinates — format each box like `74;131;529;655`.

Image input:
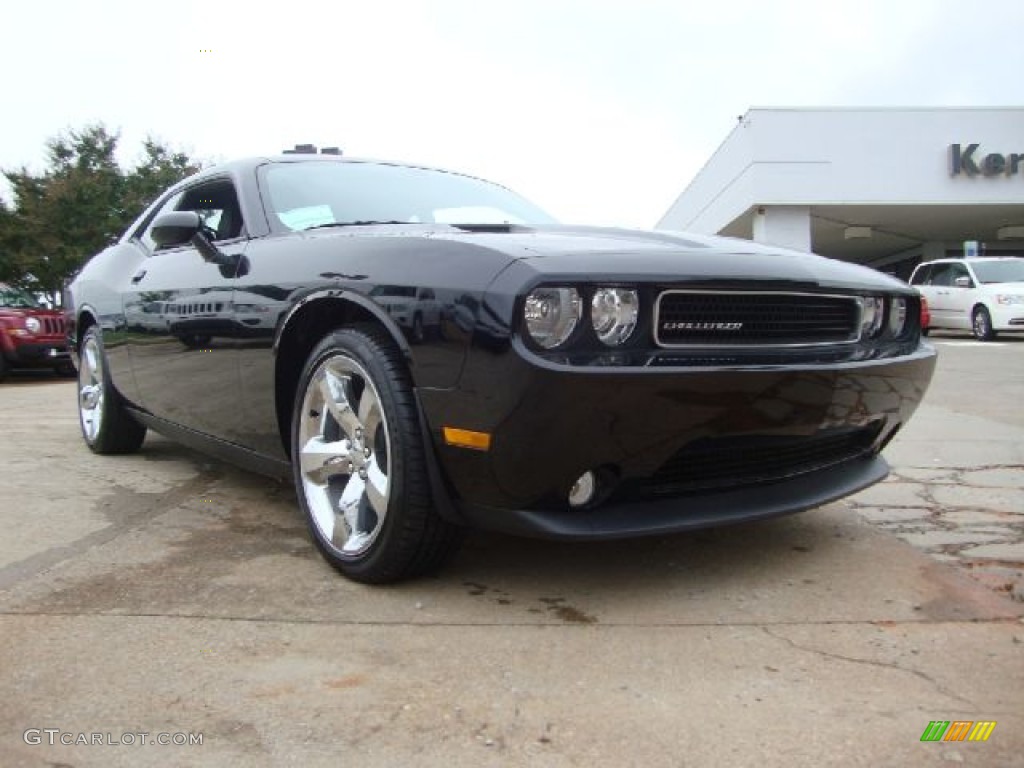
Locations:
184;154;495;187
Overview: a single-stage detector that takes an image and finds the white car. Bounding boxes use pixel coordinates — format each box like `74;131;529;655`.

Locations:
909;257;1024;341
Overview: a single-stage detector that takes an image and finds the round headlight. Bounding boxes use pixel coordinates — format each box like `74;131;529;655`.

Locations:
888;297;907;336
524;287;581;349
861;297;884;338
24;317;42;334
591;288;639;346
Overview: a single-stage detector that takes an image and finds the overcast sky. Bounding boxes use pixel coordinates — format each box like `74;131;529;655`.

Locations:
3;0;1022;228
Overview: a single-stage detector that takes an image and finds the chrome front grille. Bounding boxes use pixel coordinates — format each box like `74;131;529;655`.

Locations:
654;291;861;347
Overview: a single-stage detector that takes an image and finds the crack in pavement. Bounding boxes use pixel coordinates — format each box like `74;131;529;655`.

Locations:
0;469;222;592
760;625;976;707
849;463;1024;602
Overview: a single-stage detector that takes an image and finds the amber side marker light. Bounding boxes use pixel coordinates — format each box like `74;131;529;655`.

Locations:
443;427;492;451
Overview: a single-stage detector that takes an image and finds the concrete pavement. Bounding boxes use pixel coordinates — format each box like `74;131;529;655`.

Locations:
0;335;1022;767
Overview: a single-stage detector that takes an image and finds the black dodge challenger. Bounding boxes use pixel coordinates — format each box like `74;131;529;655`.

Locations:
66;151;936;583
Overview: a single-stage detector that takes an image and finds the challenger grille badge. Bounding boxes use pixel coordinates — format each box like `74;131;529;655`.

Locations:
662;322;744;331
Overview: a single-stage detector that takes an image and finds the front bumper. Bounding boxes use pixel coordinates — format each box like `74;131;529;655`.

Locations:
990;303;1024;330
419;341;936;539
458;454;889;540
3;339;71;366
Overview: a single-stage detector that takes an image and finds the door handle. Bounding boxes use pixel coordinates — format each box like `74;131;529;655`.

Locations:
131;269;147;284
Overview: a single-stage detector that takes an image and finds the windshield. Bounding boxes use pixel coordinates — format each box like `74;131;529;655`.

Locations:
970;259;1024;284
263;161;558;231
0;285;42;308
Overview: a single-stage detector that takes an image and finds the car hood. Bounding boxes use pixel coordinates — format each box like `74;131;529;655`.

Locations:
431;224;914;294
0;307;63;318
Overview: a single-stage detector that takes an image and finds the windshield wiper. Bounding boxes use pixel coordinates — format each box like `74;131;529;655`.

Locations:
304;220;411;231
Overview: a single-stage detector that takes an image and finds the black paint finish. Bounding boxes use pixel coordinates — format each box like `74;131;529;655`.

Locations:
66;155;937;541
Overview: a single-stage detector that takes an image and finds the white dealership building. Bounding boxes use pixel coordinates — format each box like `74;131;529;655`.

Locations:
658;107;1024;280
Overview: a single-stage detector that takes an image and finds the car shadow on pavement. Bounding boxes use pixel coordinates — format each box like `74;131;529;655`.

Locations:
8;433;1017;630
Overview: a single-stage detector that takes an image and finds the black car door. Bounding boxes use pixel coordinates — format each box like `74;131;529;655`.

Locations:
124;177;248;441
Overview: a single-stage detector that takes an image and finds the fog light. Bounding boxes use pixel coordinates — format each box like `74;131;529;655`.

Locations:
568;471;596;508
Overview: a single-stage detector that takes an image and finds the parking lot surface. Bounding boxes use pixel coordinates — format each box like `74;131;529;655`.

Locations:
1;334;1022;767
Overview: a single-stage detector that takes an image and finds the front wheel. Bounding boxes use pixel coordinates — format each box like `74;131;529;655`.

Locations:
78;327;147;454
291;325;462;583
972;306;997;341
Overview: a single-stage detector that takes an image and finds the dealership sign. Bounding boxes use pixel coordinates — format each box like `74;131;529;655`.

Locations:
950;144;1023;176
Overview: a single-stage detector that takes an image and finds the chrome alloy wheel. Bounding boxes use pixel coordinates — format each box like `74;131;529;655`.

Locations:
297;354;391;557
78;335;105;443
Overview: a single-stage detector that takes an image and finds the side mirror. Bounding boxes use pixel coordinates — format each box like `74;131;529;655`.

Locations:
150;211;243;275
954;276;973;288
151;211;202;247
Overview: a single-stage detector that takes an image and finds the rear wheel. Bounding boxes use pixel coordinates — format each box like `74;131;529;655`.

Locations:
78;327;147;453
291;325;462;583
972;306;996;341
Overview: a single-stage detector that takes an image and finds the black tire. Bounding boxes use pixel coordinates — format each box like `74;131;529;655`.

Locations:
291;324;462;583
921;327;930;337
77;326;147;454
0;354;7;383
972;306;997;341
55;361;77;378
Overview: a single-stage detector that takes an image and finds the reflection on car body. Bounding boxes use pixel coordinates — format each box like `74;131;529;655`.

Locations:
65;151;937;583
369;284;442;343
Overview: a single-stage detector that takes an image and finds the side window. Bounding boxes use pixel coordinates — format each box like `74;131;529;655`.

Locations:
178;180;245;243
928;263;953;287
949;264;973;288
910;264;931;286
137;179;245;253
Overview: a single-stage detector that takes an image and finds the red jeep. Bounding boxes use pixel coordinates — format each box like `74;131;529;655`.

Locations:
0;283;73;381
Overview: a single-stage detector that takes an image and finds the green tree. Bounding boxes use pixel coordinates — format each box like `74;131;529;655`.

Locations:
0;124;202;305
124;138;202;220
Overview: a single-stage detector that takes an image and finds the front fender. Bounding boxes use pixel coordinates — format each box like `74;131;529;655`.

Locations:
273;287;412;361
